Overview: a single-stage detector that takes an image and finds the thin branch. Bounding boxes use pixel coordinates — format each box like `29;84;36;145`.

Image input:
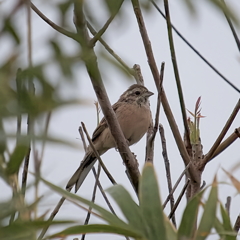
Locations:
74;1;140;193
159;124;176;227
78;126;87;152
221;0;240;52
81;122;117;185
150;0;240;94
38;190;71;240
87;21;134;76
210;127;240;160
30;2;80;42
163;0;191;150
234;215;240;233
168;178;190;219
202;99;240;167
162;162;190;209
131;0;160;87
81;164;101;240
90;0;124;46
145;63;165;162
225;196;231;216
133;64;144;85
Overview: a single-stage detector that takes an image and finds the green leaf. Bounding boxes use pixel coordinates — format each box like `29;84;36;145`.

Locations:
196;176;218;240
178;190;204;240
139;162;166;240
6;137;30;175
220;203;236;240
107;185;146;236
3;18;20;44
164;215;177;240
41;177;137;232
0;220;73;240
48;224;142;239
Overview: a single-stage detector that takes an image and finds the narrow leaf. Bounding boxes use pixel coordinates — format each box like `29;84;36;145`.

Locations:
196;176;218;240
139;162;166;240
178;190;204;240
222;168;240;192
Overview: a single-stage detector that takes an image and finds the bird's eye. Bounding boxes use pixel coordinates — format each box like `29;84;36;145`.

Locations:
135;91;141;95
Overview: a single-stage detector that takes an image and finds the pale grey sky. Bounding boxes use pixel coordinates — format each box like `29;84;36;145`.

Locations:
1;0;240;239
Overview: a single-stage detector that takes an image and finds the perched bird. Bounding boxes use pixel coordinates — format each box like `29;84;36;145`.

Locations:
66;84;154;192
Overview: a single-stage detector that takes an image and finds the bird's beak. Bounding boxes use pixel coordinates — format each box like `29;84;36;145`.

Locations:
145;91;154;98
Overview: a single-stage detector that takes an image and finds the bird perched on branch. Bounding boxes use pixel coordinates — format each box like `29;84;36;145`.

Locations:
66;84;154;192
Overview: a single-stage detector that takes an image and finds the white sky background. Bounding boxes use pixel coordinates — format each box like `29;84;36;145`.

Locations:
1;0;240;239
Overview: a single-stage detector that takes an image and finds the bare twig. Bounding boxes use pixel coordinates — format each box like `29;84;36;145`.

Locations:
221;0;240;52
163;0;191;150
234;215;240;233
38;190;71;239
168;178;190;219
21;0;35;197
74;1;140;193
210;127;240;160
145;63;165;162
90;0;124;46
150;0;240;94
133;64;144;85
159;124;176;226
81;163;101;240
225;196;231;216
202;99;240;167
78;126;87;151
30;2;80;42
81;122;116;185
162;162;190;208
87;22;134;76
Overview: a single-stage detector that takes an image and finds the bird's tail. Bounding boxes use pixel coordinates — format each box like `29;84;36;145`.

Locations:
66;152;97;193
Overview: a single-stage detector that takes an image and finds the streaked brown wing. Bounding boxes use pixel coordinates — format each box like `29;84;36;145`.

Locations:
91;102;121;142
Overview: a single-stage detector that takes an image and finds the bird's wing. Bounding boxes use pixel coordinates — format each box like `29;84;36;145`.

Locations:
91;102;122;142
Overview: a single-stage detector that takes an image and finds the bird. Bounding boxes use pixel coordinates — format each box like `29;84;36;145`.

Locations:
66;84;154;193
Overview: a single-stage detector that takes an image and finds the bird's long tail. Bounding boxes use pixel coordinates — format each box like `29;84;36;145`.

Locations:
66;152;97;193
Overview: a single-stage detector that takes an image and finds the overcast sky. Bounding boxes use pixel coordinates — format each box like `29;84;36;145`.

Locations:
1;0;240;239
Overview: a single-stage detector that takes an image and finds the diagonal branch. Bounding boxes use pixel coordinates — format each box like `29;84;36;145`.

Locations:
210;127;240;160
202;99;240;167
90;0;124;46
74;0;140;193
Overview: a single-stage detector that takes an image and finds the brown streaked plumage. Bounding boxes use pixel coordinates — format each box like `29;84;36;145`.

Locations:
66;84;153;192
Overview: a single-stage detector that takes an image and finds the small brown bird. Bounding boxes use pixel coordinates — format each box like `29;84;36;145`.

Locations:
66;84;153;192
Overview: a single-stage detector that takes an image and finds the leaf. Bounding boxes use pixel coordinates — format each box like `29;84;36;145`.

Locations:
195;176;218;240
3;18;20;44
6;136;30;175
107;185;146;237
178;190;204;240
222;168;240;192
219;203;236;240
139;162;166;240
41;177;138;232
48;224;142;239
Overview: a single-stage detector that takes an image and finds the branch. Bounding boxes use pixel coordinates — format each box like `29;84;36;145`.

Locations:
159;124;176;227
150;0;240;94
163;0;191;150
210;127;240;160
90;0;124;46
221;0;240;52
202;99;240;167
30;2;80;42
74;0;140;193
168;178;190;219
145;63;165;162
81;122;116;185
